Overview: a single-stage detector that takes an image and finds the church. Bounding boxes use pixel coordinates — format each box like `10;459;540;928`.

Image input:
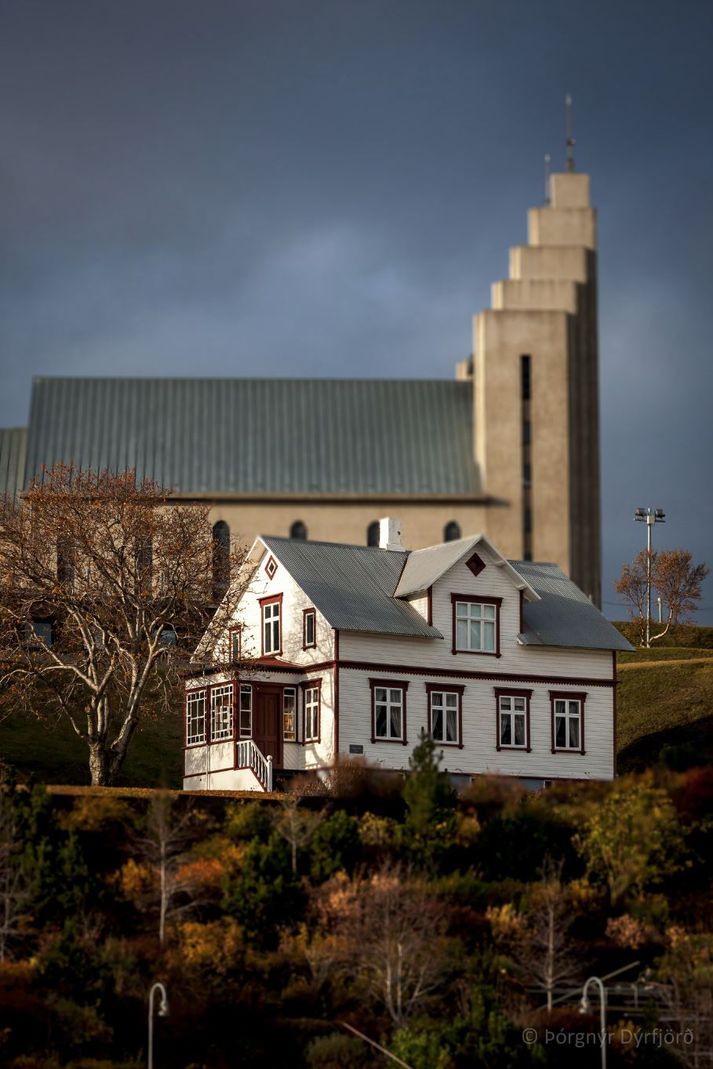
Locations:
0;168;601;605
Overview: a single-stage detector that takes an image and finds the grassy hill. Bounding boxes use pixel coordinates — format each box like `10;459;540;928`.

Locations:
2;624;712;785
0;708;184;788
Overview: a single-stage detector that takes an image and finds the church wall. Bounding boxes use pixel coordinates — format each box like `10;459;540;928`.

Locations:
203;501;490;554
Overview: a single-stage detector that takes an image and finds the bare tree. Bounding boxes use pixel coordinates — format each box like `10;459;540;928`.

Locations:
0;466;248;785
615;550;650;646
129;792;197;944
489;857;580;1012
0;793;32;961
272;790;324;875
308;864;450;1027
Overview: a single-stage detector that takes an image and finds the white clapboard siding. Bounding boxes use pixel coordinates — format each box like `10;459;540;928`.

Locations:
337;668;613;780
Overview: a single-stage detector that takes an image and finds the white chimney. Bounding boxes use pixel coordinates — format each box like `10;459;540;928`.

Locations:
379;516;403;551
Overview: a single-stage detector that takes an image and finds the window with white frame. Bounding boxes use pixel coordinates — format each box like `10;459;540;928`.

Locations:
303;609;316;649
239;684;252;738
429;690;460;745
372;684;406;742
229;627;241;663
186;689;207;745
553;697;583;751
283;687;297;742
262;599;281;654
454;599;497;653
498;694;528;749
211;684;234;740
304;686;320;742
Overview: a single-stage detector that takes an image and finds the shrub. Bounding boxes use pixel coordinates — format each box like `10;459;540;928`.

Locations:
309;810;360;881
304;1032;371;1069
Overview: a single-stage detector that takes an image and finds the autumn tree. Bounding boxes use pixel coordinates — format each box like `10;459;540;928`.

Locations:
122;792;198;944
573;773;685;907
307;864;451;1028
615;547;708;646
654;549;709;630
488;856;580;1012
272;790;325;876
0;466;248;785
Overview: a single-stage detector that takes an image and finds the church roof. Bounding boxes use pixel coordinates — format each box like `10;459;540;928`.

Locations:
22;377;482;498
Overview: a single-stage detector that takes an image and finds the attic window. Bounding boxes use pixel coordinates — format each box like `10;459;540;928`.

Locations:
265;555;278;580
466;551;486;578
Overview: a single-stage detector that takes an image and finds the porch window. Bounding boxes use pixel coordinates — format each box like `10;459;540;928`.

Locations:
211;684;234;741
283;687;297;742
239;684;252;738
304;685;320;742
186;690;207;745
370;680;408;743
262;598;281;655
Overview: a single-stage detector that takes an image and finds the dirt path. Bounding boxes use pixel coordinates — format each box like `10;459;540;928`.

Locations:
618;655;713;671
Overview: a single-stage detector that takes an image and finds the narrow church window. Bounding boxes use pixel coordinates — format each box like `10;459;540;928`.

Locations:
290;520;307;540
212;521;230;601
367;521;379;547
521;356;533;561
444;521;461;542
57;536;75;588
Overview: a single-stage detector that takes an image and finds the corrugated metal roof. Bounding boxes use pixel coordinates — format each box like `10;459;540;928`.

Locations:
395;535;481;596
0;428;27;499
513;560;633;652
261;537;443;639
25;377;481;497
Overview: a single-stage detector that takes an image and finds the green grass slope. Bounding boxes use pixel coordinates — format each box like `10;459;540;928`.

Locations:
0;710;184;787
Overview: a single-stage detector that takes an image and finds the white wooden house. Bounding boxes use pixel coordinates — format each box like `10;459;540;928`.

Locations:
183;519;631;792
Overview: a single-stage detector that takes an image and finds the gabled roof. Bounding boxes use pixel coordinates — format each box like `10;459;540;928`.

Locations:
0;428;27;500
395;533;539;600
514;560;633;652
24;377;481;498
259;537;442;639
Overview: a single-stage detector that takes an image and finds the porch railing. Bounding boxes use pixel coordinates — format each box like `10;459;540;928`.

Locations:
235;739;273;792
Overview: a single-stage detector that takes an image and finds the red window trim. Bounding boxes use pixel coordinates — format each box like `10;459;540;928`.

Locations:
451;593;502;658
259;593;283;657
300;678;322;744
494;686;533;752
264;554;278;580
549;691;587;755
425;682;465;749
302;607;317;650
369;678;409;745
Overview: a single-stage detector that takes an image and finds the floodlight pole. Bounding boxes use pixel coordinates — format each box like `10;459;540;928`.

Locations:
634;508;666;648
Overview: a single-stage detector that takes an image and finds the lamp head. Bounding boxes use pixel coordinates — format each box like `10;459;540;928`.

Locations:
655;509;666;521
579;996;590;1015
159;994;169;1018
634;508;646;521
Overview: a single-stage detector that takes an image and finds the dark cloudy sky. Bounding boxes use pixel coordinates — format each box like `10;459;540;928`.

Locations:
1;0;712;619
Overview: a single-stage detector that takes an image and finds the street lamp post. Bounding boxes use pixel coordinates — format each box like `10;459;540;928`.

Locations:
148;982;169;1069
634;507;666;647
580;975;607;1069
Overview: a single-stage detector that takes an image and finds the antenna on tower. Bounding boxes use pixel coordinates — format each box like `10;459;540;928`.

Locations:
544;153;551;203
565;94;576;172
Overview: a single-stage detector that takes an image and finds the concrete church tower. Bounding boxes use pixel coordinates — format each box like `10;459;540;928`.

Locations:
458;168;601;604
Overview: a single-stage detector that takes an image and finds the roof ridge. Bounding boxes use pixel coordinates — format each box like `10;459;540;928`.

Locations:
262;534;409;554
